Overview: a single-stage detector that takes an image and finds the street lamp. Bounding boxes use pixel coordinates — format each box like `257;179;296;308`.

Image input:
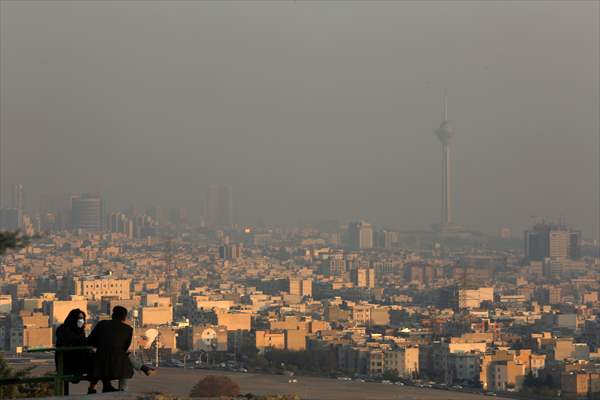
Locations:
132;309;139;356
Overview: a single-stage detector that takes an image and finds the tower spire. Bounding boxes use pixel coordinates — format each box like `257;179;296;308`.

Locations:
443;88;448;122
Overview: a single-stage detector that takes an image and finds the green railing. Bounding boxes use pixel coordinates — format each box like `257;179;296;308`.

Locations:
0;346;93;397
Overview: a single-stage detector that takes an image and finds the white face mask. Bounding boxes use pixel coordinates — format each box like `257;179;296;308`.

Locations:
77;319;85;328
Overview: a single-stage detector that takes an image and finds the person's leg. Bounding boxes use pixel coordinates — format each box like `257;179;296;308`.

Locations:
102;379;118;392
129;353;156;376
128;353;142;370
118;378;128;391
88;379;98;394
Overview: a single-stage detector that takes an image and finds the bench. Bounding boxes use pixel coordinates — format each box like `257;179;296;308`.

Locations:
0;346;93;397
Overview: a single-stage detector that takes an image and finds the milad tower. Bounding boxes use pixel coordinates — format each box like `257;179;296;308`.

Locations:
434;91;459;231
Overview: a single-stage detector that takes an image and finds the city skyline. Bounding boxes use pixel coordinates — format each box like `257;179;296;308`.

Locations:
0;2;600;398
0;1;598;236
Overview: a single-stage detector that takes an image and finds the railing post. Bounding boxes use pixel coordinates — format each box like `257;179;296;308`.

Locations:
54;351;64;397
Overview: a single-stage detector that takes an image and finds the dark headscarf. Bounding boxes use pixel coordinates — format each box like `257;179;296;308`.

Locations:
62;308;86;336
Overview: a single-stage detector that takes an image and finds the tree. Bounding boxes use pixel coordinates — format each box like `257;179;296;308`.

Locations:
382;369;399;382
189;375;240;398
0;353;53;398
0;231;29;256
0;232;51;398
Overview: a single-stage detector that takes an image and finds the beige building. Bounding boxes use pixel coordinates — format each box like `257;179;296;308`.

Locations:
367;349;385;376
46;299;88;326
255;330;285;352
216;310;252;331
480;350;527;392
73;276;131;300
9;312;52;351
285;329;307;351
383;347;419;378
288;278;313;297
352;268;375;288
140;306;173;326
458;287;494;309
562;372;600;398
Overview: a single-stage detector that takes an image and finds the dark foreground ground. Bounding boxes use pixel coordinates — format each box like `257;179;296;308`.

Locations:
22;364;502;400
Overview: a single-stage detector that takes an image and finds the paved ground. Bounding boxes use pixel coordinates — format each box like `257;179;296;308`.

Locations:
32;367;501;400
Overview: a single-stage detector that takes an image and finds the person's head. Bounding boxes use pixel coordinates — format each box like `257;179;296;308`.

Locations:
64;308;86;330
111;306;128;322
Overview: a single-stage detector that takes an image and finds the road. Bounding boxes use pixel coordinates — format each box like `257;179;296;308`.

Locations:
31;366;502;400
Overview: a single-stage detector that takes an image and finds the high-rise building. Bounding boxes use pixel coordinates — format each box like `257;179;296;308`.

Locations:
219;243;242;260
434;91;455;228
205;185;233;227
71;193;102;232
327;255;346;277
11;184;24;211
108;212;133;238
525;222;581;261
348;221;373;250
375;230;396;249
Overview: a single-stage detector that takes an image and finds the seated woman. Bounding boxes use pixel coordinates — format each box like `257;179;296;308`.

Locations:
55;309;94;394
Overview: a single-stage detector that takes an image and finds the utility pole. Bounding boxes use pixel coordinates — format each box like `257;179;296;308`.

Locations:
132;309;138;356
154;332;161;368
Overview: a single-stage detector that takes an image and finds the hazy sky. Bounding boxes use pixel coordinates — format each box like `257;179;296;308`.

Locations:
1;1;598;236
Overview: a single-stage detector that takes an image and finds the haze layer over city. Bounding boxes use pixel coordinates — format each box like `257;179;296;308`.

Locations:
1;0;598;236
0;1;599;400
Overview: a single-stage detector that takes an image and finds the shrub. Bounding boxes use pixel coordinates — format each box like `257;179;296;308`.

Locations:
189;375;240;398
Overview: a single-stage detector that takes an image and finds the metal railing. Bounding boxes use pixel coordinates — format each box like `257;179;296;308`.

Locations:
0;346;93;397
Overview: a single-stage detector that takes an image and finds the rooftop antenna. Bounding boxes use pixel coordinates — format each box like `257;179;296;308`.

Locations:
443;88;448;122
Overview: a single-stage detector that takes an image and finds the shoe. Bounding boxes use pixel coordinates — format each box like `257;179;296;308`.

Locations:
102;385;118;393
141;365;157;376
87;388;97;394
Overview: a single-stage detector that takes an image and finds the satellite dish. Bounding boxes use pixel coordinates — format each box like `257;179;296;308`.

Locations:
201;328;217;346
142;328;159;347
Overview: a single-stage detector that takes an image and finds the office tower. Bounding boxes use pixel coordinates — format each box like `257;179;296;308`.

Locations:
0;208;22;230
219;243;242;261
328;255;346;277
375;230;395;249
348;221;373;250
71;193;102;232
434;91;455;228
205;185;233;227
525;222;581;261
549;230;569;260
11;184;24;211
108;212;133;238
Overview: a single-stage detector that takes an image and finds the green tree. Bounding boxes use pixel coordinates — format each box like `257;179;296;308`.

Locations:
0;231;51;398
382;369;399;382
0;231;30;256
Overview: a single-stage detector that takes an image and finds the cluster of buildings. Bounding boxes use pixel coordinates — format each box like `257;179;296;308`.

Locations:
0;208;598;399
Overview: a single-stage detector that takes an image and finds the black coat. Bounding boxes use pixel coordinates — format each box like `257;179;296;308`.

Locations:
55;324;90;377
87;320;134;380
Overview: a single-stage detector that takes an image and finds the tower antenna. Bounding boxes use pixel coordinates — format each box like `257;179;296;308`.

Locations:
443;88;448;121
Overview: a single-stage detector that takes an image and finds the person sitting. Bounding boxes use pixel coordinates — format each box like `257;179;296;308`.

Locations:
118;330;157;391
54;309;93;395
87;306;134;393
